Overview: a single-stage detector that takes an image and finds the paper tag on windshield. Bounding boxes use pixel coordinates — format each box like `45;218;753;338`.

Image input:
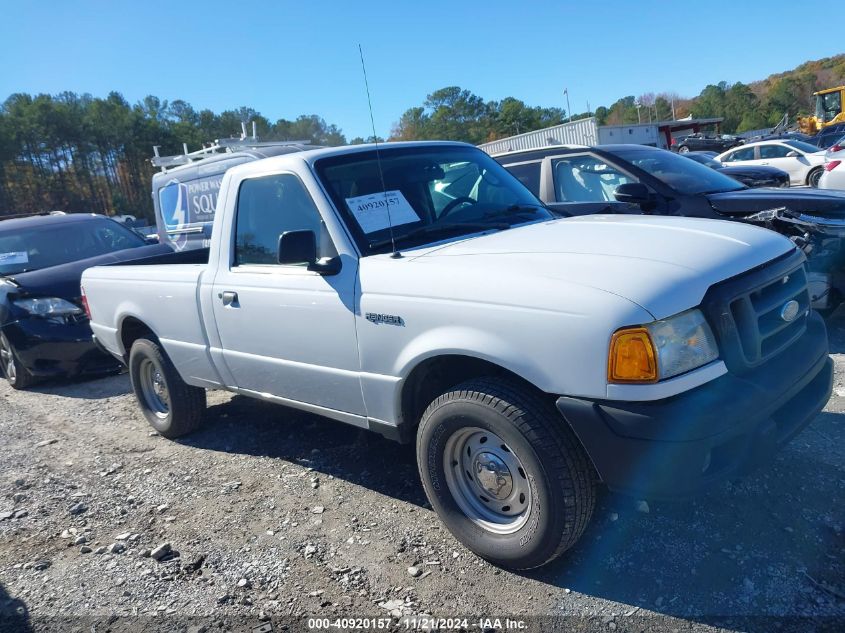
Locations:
0;252;28;265
344;190;420;234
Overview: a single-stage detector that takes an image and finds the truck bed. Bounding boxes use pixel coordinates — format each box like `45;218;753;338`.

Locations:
107;247;209;267
82;254;221;388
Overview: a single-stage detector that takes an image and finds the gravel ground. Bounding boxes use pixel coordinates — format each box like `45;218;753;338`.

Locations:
0;323;843;632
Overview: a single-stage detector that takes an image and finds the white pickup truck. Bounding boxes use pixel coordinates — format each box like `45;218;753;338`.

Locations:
82;141;833;569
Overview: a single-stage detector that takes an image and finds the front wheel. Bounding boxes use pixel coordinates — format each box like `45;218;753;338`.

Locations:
0;332;36;390
416;378;596;570
129;338;206;438
807;167;823;188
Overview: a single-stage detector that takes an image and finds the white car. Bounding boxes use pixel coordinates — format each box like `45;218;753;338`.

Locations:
716;139;827;187
819;147;845;190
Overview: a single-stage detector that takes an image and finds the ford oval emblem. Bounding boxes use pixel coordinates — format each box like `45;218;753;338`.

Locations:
780;300;800;323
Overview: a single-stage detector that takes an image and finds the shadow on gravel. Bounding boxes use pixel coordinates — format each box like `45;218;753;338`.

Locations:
0;582;31;633
527;412;845;628
178;394;427;507
178;388;844;628
825;311;845;355
28;372;129;400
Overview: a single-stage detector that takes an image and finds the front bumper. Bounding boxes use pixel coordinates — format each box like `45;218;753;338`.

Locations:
557;311;832;498
2;317;121;378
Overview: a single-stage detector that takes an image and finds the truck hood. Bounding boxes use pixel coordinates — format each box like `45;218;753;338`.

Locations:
411;215;795;319
707;187;845;218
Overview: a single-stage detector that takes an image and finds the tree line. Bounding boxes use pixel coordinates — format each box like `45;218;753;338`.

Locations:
2;55;843;221
0;92;350;220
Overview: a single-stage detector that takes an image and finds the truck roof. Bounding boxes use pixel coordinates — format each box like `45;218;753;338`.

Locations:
223;141;477;179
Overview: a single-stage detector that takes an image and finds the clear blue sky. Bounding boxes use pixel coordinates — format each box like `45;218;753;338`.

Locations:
1;0;839;140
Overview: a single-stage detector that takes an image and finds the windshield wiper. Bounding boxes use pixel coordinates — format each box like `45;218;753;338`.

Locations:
369;222;509;251
481;203;550;221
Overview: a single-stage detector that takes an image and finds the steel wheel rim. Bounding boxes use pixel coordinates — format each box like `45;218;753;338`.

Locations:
138;358;169;418
443;426;531;535
678;146;689;153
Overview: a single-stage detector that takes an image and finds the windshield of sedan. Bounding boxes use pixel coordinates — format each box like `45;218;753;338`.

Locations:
315;145;552;254
609;147;746;194
0;218;145;276
682;154;722;169
783;140;822;154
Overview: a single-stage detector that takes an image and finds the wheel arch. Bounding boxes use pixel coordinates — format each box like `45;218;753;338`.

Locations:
118;315;159;360
806;165;824;186
394;353;553;443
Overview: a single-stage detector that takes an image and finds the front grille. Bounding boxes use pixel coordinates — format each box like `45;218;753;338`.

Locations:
703;250;811;373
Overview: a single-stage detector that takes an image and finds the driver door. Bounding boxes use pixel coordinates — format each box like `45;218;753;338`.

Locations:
209;172;365;416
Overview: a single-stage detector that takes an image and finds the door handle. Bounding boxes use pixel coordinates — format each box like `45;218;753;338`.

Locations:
219;291;239;306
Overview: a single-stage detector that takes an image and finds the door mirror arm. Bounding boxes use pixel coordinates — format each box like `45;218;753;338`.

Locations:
307;256;342;275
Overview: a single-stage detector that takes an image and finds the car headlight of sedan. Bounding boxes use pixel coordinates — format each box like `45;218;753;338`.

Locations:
13;297;83;317
608;309;719;383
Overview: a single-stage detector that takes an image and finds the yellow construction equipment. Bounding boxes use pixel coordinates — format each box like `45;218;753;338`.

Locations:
799;86;845;134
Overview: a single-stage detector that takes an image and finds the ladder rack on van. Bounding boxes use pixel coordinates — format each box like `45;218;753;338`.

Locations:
151;121;310;172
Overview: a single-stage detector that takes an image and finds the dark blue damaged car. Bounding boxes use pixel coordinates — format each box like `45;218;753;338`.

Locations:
0;213;171;389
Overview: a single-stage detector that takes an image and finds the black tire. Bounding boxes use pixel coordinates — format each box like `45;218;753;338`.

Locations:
807;167;823;188
0;331;37;390
128;338;206;438
677;145;690;154
416;378;596;570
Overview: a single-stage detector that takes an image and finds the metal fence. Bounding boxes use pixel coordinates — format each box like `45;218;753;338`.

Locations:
479;118;598;155
738;127;773;139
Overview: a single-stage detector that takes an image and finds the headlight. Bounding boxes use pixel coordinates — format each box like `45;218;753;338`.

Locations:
608;309;719;383
13;297;83;317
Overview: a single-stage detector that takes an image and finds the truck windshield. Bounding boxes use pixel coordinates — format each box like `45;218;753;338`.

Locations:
315;145;552;254
0;218;145;276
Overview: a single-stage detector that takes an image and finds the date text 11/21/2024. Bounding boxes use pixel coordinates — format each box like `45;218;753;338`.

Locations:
306;617;527;630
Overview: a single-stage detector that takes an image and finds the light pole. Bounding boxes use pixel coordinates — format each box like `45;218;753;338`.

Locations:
564;88;572;123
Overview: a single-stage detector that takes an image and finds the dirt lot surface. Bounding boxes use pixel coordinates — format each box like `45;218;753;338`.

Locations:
1;324;844;633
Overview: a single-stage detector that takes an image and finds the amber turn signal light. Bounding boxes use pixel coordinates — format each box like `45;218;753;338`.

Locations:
608;327;658;383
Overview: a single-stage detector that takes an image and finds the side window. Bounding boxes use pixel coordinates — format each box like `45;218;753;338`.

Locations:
759;144;790;159
234;174;333;266
724;147;755;162
823;91;842;120
503;162;541;195
96;225;140;251
551;155;636;203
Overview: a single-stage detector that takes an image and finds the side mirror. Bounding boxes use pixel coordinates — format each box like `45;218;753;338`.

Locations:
786;150;800;157
614;182;651;205
278;230;317;265
277;230;341;275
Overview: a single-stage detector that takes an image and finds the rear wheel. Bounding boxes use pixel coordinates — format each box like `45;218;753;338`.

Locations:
807;167;823;188
129;338;206;438
677;145;690;154
416;378;596;570
0;332;36;390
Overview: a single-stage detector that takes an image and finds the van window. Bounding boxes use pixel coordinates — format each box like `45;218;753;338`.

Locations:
234;174;333;266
